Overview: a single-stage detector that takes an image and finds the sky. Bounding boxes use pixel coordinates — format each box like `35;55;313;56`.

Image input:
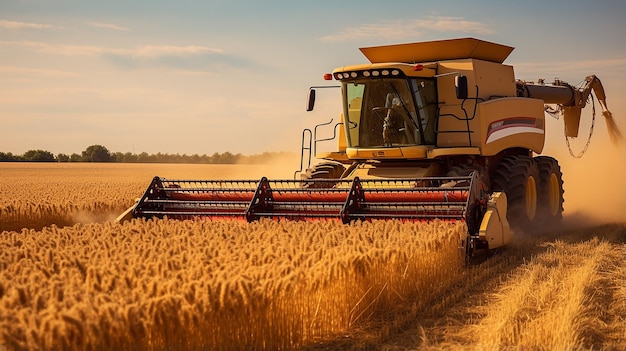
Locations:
1;0;625;157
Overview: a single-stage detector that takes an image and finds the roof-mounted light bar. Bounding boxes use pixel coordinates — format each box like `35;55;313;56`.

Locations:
329;69;404;81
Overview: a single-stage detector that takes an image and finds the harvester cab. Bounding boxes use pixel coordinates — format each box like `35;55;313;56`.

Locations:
118;37;619;259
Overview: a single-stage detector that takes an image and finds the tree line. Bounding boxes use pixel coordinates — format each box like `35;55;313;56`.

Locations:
0;145;294;164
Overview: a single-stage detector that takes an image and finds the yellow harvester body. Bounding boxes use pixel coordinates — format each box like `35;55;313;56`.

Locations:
121;38;615;259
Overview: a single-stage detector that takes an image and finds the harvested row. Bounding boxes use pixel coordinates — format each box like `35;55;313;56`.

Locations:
0;219;467;350
412;224;626;351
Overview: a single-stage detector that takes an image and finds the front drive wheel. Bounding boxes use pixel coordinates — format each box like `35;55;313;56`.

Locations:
301;161;346;188
493;155;540;231
535;156;564;225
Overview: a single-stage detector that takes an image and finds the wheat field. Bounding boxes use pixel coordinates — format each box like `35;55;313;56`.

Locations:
1;163;625;350
0;162;291;232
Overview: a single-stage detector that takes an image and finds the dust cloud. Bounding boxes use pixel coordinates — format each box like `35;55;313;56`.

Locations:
543;108;626;228
73;210;120;225
229;152;302;179
603;111;623;144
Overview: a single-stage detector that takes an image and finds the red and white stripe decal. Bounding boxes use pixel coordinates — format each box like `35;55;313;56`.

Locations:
486;117;544;144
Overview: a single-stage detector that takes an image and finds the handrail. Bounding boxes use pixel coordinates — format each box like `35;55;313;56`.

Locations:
294;128;312;179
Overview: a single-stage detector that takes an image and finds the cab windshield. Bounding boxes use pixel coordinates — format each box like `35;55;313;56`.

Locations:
342;77;437;147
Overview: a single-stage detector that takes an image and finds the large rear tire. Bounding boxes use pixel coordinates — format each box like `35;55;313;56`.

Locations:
492;155;539;231
535;156;564;225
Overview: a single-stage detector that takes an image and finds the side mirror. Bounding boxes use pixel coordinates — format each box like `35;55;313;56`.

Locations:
455;75;468;100
306;89;316;111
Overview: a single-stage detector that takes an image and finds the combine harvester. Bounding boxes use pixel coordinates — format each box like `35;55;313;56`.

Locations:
118;38;618;258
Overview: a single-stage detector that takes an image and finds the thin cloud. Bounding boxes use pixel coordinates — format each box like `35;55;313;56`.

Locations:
0;40;223;58
319;16;493;42
0;40;108;56
102;45;228;70
0;40;250;71
424;16;493;34
131;45;223;58
0;19;56;29
87;21;129;31
0;65;76;77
